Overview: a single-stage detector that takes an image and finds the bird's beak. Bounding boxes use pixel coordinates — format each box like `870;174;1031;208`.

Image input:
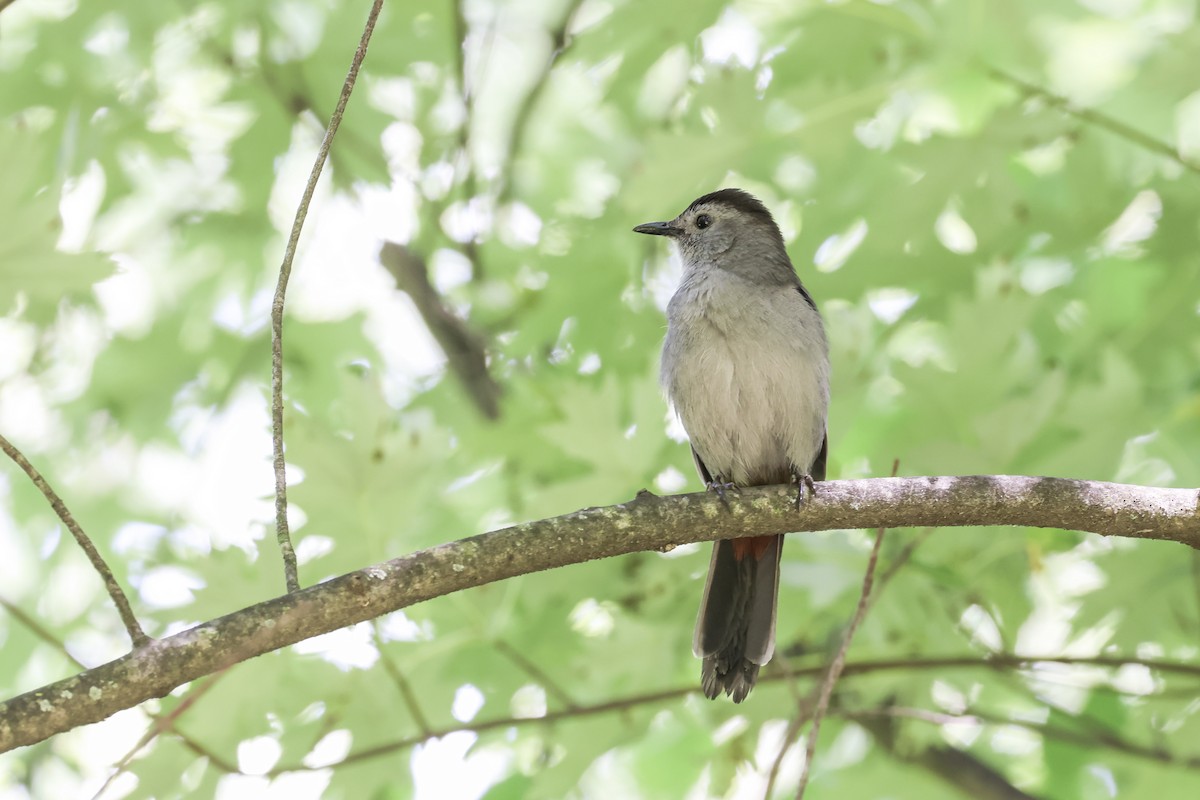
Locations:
633;221;682;237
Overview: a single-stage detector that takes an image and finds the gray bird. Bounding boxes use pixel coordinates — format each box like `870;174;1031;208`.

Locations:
634;189;830;702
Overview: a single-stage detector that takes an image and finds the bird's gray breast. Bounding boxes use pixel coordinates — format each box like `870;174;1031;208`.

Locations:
661;270;829;486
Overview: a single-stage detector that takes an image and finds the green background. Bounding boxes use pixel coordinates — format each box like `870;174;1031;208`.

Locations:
2;0;1199;797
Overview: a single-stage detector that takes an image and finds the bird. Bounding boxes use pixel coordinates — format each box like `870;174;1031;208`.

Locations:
634;189;830;702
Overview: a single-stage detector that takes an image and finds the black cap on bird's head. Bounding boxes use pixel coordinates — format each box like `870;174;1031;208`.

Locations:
684;188;777;225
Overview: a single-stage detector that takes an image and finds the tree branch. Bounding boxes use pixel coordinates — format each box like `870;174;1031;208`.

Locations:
852;706;1043;800
379;241;502;418
372;622;433;737
0;594;85;669
494;638;578;710
985;65;1200;177
496;0;585;203
89;670;231;799
852;702;1200;776
792;459;897;798
0;475;1197;752
269;0;385;594
0;434;148;646
280;653;1200;774
794;525;885;799
0;594;234;777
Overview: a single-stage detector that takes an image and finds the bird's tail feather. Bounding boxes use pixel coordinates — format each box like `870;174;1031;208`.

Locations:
693;535;781;702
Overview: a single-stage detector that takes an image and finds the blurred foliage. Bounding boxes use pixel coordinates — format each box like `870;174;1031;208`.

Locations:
2;0;1200;797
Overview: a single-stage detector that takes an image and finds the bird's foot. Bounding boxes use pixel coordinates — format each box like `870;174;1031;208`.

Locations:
790;468;816;510
706;475;739;510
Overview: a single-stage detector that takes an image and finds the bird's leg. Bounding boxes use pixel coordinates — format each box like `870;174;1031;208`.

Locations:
706;474;739;510
790;466;816;510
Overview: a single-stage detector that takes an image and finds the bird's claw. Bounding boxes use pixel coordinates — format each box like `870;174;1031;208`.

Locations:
791;469;816;510
706;476;739;510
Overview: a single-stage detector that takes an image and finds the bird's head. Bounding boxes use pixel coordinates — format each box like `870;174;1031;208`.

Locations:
634;188;794;284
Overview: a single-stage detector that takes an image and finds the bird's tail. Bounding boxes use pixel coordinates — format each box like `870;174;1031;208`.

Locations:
693;534;782;702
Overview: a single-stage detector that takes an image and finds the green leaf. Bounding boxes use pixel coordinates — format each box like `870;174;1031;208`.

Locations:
0;128;113;322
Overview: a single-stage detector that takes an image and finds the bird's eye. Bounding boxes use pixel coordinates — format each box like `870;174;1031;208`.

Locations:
695;214;712;229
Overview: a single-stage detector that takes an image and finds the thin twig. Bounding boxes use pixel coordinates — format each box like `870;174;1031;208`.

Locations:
793;459;897;799
766;521;925;796
770;646;807;709
451;0;480;209
0;434;148;647
268;682;686;775
263;651;1200;775
270;0;385;593
90;670;232;800
0;594;86;668
495;0;585;203
372;625;433;737
494;639;578;709
795;539;887;795
850;703;1200;773
876;527;934;590
165;729;239;775
861;705;979;726
985;65;1200;177
1035;707;1200;771
762;687;817;797
180;3;386;183
439;0;503;286
767;527;932;792
777;527;933;663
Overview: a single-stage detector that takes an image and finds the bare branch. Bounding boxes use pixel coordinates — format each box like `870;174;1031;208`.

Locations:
0;594;86;669
450;0;483;211
496;0;586;203
372;623;433;737
794;526;885;798
876;527;935;591
794;459;900;798
0;475;1197;752
966;705;1200;772
0;434;148;647
768;527;928;792
267;652;1200;775
763;687;816;797
852;701;1200;779
270;0;385;593
494;639;578;710
379;242;502;418
764;522;892;799
90;670;231;800
852;706;1041;800
985;65;1200;176
778;528;933;671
